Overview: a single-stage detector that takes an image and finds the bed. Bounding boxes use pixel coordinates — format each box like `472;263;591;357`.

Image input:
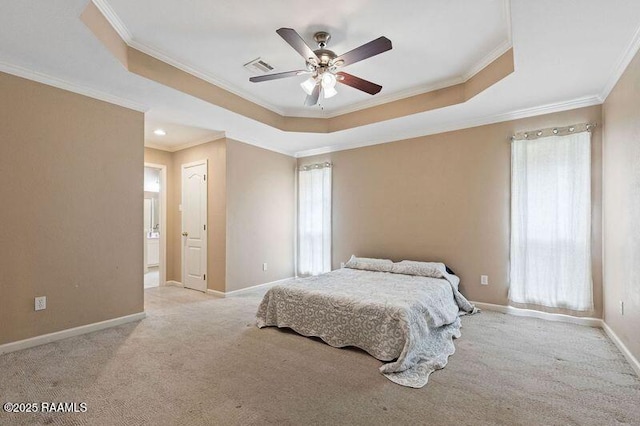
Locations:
256;258;477;388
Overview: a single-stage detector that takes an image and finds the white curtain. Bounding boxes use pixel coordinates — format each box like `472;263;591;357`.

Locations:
509;131;592;311
298;164;332;276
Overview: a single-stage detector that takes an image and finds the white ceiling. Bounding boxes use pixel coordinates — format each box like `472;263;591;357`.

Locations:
104;0;511;117
1;0;640;157
144;119;224;152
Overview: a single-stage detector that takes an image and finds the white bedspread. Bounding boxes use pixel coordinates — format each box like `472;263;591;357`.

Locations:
256;267;476;388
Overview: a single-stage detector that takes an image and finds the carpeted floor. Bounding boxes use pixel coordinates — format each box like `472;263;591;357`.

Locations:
1;285;639;425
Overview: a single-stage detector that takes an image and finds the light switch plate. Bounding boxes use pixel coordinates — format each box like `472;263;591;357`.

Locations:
480;275;489;285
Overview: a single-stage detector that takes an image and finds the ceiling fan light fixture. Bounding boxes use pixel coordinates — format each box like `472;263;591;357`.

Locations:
300;77;317;95
323;85;337;99
321;72;337;89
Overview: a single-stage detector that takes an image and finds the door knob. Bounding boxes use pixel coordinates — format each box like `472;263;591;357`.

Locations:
182;232;188;237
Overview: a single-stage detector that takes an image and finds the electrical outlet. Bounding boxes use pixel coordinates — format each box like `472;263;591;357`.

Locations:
263;263;268;272
620;300;625;316
480;275;489;285
340;262;345;268
35;296;46;311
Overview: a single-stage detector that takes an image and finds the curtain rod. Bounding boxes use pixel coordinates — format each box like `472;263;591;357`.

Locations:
511;123;596;141
298;162;332;171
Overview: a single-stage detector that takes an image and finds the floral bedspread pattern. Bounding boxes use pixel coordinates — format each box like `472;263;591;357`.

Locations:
256;267;476;388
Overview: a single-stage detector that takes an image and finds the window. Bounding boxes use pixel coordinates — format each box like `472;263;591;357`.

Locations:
298;163;332;276
509;130;592;311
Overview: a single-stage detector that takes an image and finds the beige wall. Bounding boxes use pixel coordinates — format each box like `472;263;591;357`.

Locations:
301;105;603;317
225;139;296;291
602;49;640;361
157;141;228;292
0;72;144;345
144;139;296;293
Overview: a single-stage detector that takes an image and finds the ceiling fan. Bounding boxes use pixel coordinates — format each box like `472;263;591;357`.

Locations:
249;28;392;106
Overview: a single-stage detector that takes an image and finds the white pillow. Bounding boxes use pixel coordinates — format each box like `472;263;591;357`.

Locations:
344;255;393;272
391;260;446;278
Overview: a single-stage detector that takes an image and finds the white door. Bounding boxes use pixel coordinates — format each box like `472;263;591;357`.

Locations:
182;160;208;292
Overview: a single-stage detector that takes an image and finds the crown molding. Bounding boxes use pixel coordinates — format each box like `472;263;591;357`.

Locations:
224;135;295;157
91;0;132;42
462;39;512;82
312;39;512;119
90;0;513;120
294;95;602;157
128;39;289;116
145;131;226;152
91;0;287;116
0;60;148;112
302;76;466;119
599;18;640;102
145;131;295;157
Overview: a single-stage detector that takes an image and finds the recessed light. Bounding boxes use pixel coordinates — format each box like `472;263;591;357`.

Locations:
153;129;166;136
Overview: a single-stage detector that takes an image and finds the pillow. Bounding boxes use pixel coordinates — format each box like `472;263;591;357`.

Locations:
344;255;393;272
391;260;446;278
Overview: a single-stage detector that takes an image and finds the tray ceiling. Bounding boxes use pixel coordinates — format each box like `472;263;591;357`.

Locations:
101;0;512;117
1;1;640;156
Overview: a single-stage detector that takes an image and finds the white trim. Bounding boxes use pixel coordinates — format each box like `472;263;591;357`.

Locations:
206;289;226;298
91;0;132;42
600;18;640;102
307;76;464;119
222;134;295;158
166;280;183;287
461;40;512;83
0;61;148;113
471;301;603;327
144;163;167;287
294;95;602;158
145;132;226;153
0;312;145;355
89;0;288;116
287;38;512;119
90;0;513;120
601;322;640;377
206;277;294;298
129;40;288;116
471;301;639;377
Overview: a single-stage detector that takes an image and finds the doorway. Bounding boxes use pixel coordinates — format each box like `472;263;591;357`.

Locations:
144;163;167;289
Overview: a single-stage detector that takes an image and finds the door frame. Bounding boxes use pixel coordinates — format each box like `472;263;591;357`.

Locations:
181;159;208;291
144;162;167;287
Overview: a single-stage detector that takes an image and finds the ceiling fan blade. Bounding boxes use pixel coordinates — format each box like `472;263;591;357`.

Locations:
304;84;321;106
336;72;382;95
333;36;392;67
276;28;320;63
249;70;309;83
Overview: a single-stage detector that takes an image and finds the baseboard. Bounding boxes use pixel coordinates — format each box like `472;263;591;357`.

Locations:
601;322;640;377
472;301;639;378
166;280;183;287
0;312;146;355
471;301;603;327
206;289;225;298
206;277;294;298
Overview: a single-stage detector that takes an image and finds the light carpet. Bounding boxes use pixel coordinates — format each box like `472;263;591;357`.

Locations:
1;285;638;425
